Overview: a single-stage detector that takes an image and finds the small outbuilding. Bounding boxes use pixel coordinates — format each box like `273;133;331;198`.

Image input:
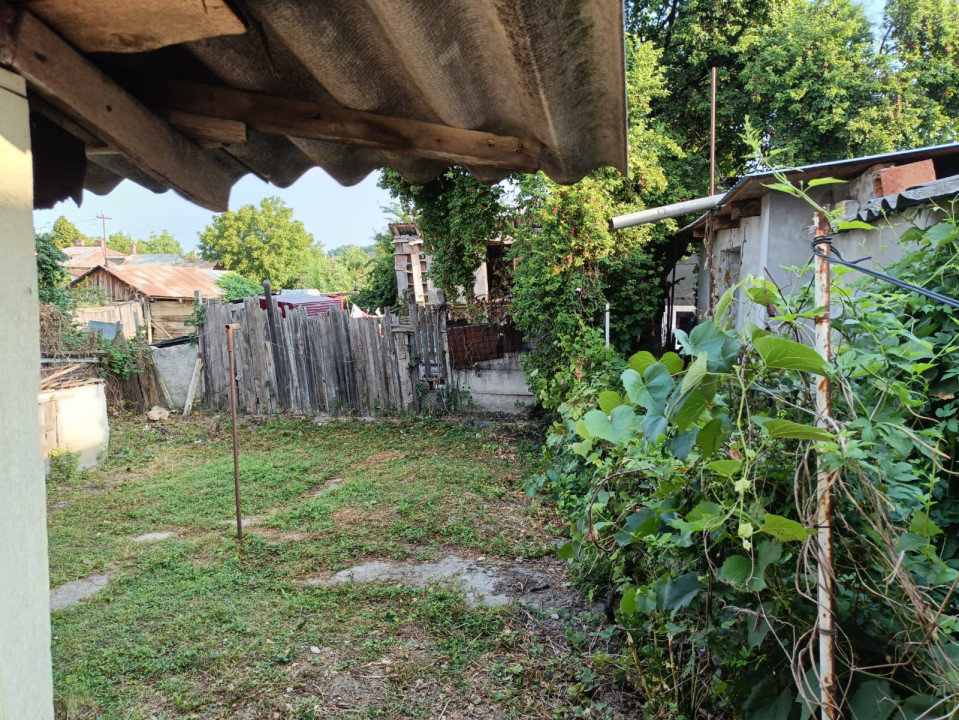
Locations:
71;265;226;341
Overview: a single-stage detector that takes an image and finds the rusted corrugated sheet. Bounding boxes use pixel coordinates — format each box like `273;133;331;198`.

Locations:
71;265;226;299
30;0;627;202
61;245;128;267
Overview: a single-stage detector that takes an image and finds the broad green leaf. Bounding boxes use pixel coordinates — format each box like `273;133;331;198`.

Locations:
673;501;724;532
763;419;834;442
619;587;637;616
807;177;846;188
910;510;944;538
680;352;708;396
628;350;656;375
714;284;739;327
924;221;957;245
721;555;752;584
575;419;590;440
598;390;623;414
761;513;812;542
707;459;742;477
570;439;592;457
897;532;930;553
901;694;940;720
741;678;794;720
849;679;896;720
622;364;674;413
753;335;830;375
678;321;730;359
656;572;700;617
557;541;575;560
673;390;707;433
582;406;637;444
837;220;875;232
670;427;698;459
745;279;781;308
660;352;684;375
643;412;668;444
696;418;724;459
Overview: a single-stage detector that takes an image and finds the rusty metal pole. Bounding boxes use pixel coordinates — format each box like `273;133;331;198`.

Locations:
225;323;243;542
812;212;838;720
706;66;718;313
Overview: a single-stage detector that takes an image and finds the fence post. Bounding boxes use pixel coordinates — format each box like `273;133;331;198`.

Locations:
812;211;838;720
262;280;291;410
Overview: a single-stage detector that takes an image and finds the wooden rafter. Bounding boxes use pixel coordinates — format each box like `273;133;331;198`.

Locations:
0;3;234;210
148;80;543;173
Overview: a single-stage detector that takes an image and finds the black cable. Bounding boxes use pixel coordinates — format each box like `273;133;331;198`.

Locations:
810;237;959;310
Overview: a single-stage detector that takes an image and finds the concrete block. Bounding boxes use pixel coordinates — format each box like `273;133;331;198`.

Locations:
37;381;109;471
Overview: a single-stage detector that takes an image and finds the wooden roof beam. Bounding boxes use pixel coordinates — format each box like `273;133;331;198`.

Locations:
149;80;543;173
0;4;235;211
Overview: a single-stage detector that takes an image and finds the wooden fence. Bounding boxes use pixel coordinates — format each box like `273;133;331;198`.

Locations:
200;297;449;416
73;301;144;339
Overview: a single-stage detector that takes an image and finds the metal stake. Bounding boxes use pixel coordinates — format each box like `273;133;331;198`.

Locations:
225;323;243;542
812;212;838;720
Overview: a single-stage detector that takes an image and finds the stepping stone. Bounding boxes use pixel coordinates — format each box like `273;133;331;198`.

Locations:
50;574;110;612
132;531;176;543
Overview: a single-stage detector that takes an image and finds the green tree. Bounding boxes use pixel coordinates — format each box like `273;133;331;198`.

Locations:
216;272;263;301
198;197;313;287
35;233;70;307
141;230;182;254
50;216;87;249
106;231;134;254
355;231;398;311
379;167;505;312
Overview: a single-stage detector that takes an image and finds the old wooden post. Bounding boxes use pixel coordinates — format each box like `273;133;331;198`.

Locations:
226;323;243;542
262;280;291;409
812;211;838;720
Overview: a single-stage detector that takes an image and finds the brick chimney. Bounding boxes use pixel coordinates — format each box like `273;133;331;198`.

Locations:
130;243;137;255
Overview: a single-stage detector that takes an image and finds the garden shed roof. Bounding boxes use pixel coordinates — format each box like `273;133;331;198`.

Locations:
1;0;627;212
71;265;227;300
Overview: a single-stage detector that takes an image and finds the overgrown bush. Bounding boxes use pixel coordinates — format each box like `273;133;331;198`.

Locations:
530;234;959;717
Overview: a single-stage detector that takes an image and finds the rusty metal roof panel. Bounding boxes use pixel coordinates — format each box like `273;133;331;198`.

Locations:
73;265;227;299
62;245;128;266
18;0;628;207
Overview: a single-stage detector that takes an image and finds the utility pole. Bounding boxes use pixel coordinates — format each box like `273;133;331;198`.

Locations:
96;211;112;267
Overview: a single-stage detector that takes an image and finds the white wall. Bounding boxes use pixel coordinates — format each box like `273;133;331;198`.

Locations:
38;382;110;470
0;67;54;720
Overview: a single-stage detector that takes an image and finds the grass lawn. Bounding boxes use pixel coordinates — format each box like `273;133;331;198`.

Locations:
47;414;636;719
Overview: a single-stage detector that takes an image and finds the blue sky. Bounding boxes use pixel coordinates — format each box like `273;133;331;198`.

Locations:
34;167;393;253
33;0;886;251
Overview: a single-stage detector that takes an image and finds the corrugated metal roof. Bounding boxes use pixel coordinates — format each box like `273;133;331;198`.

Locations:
679;142;959;239
71;265;227;299
62;245;128;267
16;0;627;209
122;254;217;268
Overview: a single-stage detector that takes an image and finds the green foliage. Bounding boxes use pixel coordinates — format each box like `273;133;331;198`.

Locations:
533;249;959;716
36;233;70;308
142;230;182;254
379;167;505;313
47;448;81;485
300;244;372;294
106;231;133;254
354;231;398;311
216;272;262;302
50;216;88;249
198;197;314;287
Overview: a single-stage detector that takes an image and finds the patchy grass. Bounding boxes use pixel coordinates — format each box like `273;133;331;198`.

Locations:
48;414;639;719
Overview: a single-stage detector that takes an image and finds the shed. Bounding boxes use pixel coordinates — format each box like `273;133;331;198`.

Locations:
672;143;959;330
71;265;226;341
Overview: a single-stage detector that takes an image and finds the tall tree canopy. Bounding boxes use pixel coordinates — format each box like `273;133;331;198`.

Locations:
49;216;88;249
198;197;313;288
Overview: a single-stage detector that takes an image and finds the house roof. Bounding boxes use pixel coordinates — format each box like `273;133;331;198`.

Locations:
679;142;959;241
4;0;628;212
61;245;128;267
122;254;217;269
71;265;227;300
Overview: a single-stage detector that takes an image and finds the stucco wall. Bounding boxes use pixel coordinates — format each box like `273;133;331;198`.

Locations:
0;67;54;720
700;185;940;330
152;343;201;408
452;352;533;414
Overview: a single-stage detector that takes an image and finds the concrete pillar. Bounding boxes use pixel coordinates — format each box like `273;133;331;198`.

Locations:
0;67;54;720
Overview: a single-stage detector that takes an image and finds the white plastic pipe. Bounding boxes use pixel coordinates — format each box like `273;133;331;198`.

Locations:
609;193;726;231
